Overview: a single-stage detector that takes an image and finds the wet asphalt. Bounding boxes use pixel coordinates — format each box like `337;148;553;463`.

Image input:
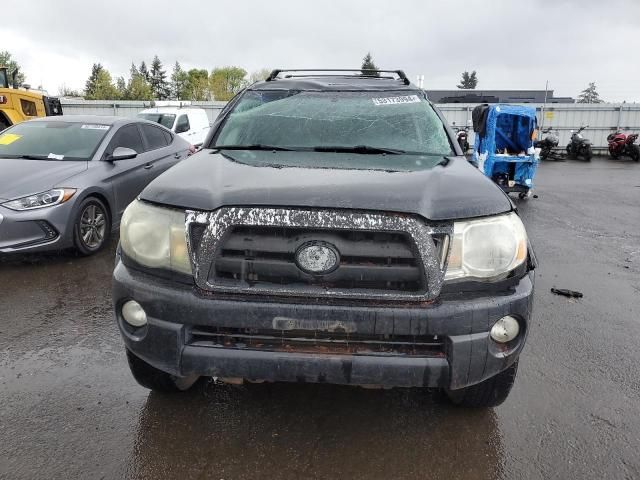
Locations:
1;157;639;480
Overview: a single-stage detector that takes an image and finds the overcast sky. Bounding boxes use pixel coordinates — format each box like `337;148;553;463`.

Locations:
2;0;639;102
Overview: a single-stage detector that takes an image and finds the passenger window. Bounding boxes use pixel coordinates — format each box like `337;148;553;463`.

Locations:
141;124;169;151
20;99;38;116
104;124;144;158
163;130;173;144
175;115;190;134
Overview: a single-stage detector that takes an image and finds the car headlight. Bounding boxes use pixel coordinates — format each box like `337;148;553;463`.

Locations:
445;212;527;281
2;188;76;211
120;200;191;275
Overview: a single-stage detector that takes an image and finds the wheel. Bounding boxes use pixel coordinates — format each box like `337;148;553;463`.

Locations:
73;197;111;255
630;144;640;162
518;191;529;200
566;145;574;159
582;145;592;162
126;349;199;393
445;360;519;408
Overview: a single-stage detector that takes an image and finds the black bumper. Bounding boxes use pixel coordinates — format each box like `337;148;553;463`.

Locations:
113;261;534;389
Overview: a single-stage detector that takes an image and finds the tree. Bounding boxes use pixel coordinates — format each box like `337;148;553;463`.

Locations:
361;52;379;77
457;71;478;89
184;69;211;101
58;84;83;97
149;55;170;100
249;68;272;84
0;51;26;87
170;62;188;100
126;72;153;100
84;63;119;100
115;76;127;98
577;82;603;104
139;61;150;82
210;66;247;101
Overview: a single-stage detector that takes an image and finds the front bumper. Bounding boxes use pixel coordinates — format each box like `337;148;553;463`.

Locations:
113;261;534;390
0;203;74;253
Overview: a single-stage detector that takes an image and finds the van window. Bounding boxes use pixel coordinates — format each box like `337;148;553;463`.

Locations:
141;124;169;151
175;115;190;134
20;99;38;117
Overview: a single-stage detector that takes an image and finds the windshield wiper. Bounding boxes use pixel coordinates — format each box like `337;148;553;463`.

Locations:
213;144;300;152
0;154;52;160
312;145;406;155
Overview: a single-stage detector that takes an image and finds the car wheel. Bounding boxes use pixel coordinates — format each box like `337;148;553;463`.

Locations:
126;349;199;393
73;197;111;255
445;360;519;408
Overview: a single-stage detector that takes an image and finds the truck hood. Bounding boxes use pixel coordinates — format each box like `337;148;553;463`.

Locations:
140;150;512;221
0;159;88;201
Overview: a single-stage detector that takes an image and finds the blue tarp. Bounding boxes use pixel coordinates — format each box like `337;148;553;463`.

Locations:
472;104;539;190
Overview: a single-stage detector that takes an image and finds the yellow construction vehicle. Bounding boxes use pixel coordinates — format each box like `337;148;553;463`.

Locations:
0;67;63;131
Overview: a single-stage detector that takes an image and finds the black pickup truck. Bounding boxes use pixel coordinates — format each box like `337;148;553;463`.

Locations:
113;69;535;408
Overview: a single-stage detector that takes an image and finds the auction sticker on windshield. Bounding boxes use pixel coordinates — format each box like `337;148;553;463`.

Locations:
0;133;22;145
81;124;110;130
372;95;421;106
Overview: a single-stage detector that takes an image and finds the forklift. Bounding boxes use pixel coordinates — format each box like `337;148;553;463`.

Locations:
0;67;63;131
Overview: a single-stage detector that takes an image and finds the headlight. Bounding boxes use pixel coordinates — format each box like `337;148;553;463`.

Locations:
120;200;191;275
2;188;76;211
445;212;527;281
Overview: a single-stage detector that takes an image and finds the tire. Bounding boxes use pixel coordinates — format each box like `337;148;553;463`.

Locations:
582;145;592;162
126;349;199;393
630;144;640;162
566;145;574;159
445;360;519;408
72;196;111;255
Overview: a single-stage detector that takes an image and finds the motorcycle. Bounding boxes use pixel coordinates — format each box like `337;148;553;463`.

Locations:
454;126;470;153
534;127;559;160
566;126;592;161
607;131;640;161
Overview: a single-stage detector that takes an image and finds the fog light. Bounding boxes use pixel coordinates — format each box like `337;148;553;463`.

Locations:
122;300;147;327
490;316;520;343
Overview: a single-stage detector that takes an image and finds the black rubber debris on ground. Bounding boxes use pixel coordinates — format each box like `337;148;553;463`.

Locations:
551;288;584;298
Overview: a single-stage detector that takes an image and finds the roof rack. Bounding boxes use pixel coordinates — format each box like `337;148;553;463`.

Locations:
265;69;411;85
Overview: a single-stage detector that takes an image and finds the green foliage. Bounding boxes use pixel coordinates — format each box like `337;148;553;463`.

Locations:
149;55;170;100
184;69;211;101
170;62;188;100
126;73;153;100
577;82;603;103
115;76;127;98
0;51;26;86
58;84;83;97
210;66;247;101
249;68;271;84
361;52;379;77
457;71;478;89
139;61;150;82
84;63;120;100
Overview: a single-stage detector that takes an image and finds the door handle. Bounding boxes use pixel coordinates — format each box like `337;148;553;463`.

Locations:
144;164;154;170
174;153;181;159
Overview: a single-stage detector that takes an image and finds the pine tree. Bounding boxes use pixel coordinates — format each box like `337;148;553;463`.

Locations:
577;82;603;103
170;62;188;100
457;71;478;89
115;77;127;98
149;55;169;100
139;61;150;82
361;52;379;77
84;63;119;99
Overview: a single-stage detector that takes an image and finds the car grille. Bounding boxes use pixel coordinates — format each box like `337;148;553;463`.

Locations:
188;326;445;357
213;226;425;293
186;207;451;301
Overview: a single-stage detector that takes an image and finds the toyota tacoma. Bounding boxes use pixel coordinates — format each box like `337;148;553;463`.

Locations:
113;69;536;407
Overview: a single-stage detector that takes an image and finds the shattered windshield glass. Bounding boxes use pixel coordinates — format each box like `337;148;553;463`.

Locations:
215;90;453;156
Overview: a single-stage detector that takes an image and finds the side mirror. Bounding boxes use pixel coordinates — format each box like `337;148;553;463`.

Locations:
109;147;137;161
175;123;189;134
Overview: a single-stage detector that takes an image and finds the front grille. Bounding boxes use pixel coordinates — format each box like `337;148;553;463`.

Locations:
188;326;445;357
213;226;424;293
186;207;452;301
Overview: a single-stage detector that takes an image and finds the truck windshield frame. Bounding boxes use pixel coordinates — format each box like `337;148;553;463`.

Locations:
212;89;454;157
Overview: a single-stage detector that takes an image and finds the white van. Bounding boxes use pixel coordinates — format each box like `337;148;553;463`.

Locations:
137;102;210;147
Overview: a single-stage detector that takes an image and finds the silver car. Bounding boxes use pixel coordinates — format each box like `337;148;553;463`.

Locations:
0;115;193;255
